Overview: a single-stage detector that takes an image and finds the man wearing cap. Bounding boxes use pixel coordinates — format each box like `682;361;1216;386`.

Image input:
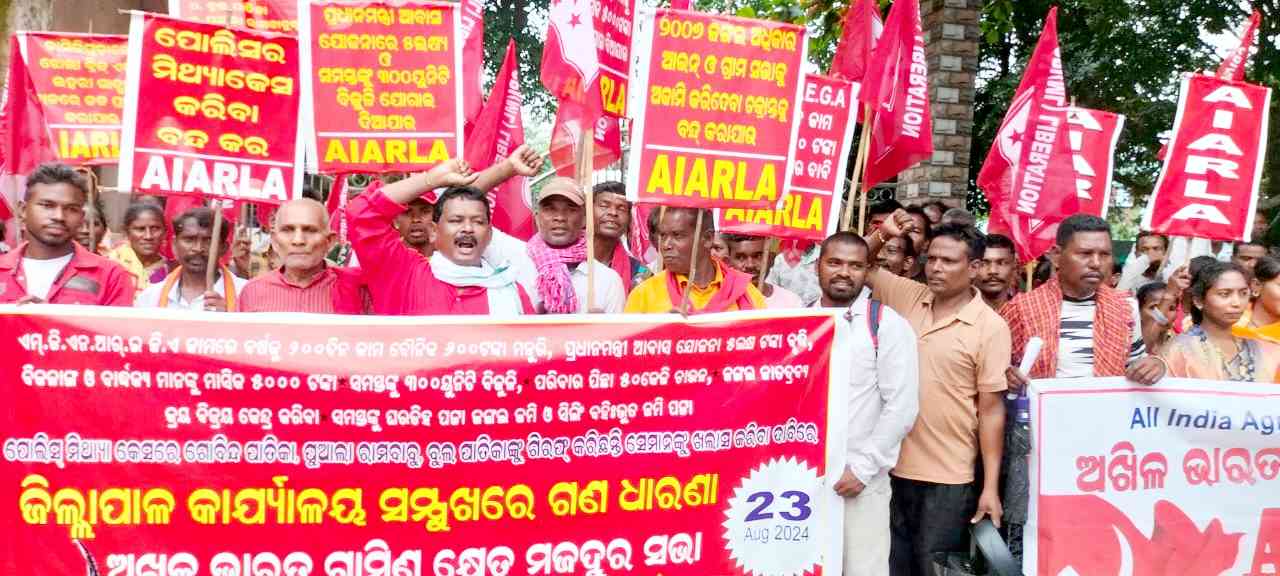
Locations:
528;178;625;313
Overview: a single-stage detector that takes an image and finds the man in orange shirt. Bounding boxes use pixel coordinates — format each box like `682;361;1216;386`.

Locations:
624;207;765;314
867;212;1010;576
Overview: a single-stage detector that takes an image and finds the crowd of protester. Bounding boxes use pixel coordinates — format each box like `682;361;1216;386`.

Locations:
3;157;1279;576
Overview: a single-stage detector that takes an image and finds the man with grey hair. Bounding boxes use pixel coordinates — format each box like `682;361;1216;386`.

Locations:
238;198;368;313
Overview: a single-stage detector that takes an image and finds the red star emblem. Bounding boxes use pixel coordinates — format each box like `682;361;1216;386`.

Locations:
569;12;582;27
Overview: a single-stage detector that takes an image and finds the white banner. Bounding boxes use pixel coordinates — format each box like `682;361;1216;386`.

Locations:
1027;377;1280;575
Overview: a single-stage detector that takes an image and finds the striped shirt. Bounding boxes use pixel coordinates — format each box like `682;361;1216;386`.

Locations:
237;267;368;314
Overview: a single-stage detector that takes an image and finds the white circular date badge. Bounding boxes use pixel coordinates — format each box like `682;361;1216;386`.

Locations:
721;456;822;576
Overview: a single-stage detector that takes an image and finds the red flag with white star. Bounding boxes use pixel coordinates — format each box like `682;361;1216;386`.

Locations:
977;7;1077;262
541;0;620;176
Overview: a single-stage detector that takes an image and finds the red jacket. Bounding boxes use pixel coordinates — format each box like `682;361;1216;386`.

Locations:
0;242;134;306
346;188;534;316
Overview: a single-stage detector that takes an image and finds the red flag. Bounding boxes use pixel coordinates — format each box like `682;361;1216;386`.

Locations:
541;0;620;176
1142;75;1271;242
858;0;932;188
670;0;690;9
1217;10;1261;82
467;41;534;239
326;174;349;243
829;0;884;82
977;7;1076;262
1156;10;1263;160
1066;107;1125;218
629;202;655;264
460;0;486;133
0;35;56;176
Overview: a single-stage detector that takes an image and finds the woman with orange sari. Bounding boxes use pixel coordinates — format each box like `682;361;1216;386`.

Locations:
1164;261;1280;382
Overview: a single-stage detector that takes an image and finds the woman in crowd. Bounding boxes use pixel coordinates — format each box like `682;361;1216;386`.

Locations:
1163;261;1280;381
109;202;172;295
1136;281;1176;354
1244;256;1280;328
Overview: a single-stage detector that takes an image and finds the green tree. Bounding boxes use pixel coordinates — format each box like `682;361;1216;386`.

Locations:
973;1;1276;216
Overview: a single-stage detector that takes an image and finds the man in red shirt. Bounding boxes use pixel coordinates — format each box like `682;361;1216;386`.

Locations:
348;155;539;316
0;163;133;305
239;198;368;313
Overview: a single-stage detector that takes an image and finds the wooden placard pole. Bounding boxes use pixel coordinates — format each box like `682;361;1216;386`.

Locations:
1025;261;1035;292
207;200;225;287
655;206;667;272
758;240;771;293
681;212;703;315
856;106;878;236
840;103;873;233
576;129;596;313
77;168;99;254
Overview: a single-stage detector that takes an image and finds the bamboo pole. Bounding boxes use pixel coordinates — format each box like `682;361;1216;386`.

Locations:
856;107;879;236
681;212;703;315
757;240;770;293
207;201;225;287
841;103;873;232
576;130;596;312
1025;261;1035;292
655;206;667;272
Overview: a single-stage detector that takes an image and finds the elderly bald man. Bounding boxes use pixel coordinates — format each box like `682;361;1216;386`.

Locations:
238;198;368;313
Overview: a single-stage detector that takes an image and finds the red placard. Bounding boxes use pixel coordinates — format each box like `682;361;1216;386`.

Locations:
1142;74;1272;242
627;9;806;210
595;0;634;118
300;2;464;174
17;33;128;166
168;0;299;34
1065;107;1124;219
1;307;845;575
117;12;304;204
720;75;857;241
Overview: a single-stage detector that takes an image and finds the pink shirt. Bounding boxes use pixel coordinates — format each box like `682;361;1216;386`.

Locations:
238;267;369;314
764;284;804;309
347;188;535;316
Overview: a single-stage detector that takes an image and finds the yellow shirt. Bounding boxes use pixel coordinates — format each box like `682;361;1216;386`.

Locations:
108;244;167;297
624;267;766;313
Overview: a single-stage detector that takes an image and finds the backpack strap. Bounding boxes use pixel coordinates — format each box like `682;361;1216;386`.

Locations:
867;298;883;352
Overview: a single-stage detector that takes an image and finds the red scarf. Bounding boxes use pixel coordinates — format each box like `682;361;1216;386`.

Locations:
1002;280;1132;377
666;260;757;314
527;234;587;314
610;242;634;293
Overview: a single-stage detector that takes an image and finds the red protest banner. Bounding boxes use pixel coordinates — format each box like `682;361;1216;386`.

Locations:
596;0;635;118
1028;378;1280;575
720;74;857;241
168;0;299;34
299;2;464;174
1143;74;1272;242
1066;107;1125;218
0;307;845;575
15;33;127;166
627;9;806;210
117;13;304;204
